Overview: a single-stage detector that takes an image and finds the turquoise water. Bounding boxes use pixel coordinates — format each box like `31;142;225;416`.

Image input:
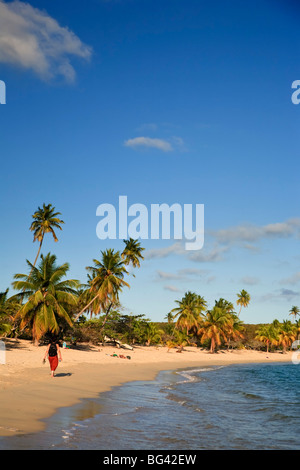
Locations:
0;362;299;450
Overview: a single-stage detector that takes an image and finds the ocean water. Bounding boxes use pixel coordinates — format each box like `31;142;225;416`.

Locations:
0;362;299;450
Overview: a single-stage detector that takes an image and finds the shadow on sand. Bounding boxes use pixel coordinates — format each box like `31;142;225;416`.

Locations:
54;372;72;378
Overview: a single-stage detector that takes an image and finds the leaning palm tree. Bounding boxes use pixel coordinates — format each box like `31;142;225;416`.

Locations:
121;238;145;270
236;289;251;316
12;253;79;344
30;203;64;267
74;240;144;324
289;306;300;322
74;249;130;329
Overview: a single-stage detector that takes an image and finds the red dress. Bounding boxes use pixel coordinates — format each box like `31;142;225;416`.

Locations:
48;355;58;371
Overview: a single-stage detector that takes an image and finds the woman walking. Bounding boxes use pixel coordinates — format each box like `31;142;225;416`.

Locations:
43;338;62;377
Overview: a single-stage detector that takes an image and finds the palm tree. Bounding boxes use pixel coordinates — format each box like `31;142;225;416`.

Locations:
121;238;145;270
165;311;174;323
171;291;206;336
30;203;64;267
296;319;300;341
167;329;188;352
255;322;279;353
0;289;20;337
225;313;245;348
197;306;232;353
164;311;175;335
74;240;144;324
74;249;130;331
0;289;20;318
215;298;235;313
289;306;300;322
236;289;251;316
144;323;163;346
12;253;78;344
277;320;297;353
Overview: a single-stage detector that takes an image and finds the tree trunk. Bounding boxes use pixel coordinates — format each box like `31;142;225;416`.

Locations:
74;293;100;322
99;303;113;336
33;239;43;268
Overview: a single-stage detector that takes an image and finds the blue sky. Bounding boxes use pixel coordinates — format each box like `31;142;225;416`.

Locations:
0;0;299;323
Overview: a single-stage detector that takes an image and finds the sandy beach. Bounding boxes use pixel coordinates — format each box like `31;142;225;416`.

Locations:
0;339;293;437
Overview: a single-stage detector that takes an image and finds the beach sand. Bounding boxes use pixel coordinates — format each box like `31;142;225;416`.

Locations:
0;338;293;437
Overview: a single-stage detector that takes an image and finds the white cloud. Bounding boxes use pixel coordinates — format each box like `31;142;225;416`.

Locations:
261;288;300;302
188;245;228;263
157;270;181;280
241;276;260;286
178;268;209;277
146;240;228;264
155;268;215;288
144;217;300;268
279;288;300;300
124;136;173;152
280;272;300;286
164;285;181;292
212;218;300;245
145;242;185;260
0;1;92;82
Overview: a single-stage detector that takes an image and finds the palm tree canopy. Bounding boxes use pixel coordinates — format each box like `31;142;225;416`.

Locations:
30;203;64;243
12;253;79;342
87;249;129;303
198;306;233;352
121;238;145;268
215;298;235;313
29;203;65;269
255;323;279;350
289;306;300;321
0;288;21;318
171;291;206;334
236;289;251;314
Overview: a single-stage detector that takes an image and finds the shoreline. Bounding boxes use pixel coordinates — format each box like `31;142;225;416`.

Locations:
0;339;293;438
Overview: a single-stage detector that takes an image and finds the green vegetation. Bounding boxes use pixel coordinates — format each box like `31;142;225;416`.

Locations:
1;204;300;353
29;203;64;268
12;253;78;345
